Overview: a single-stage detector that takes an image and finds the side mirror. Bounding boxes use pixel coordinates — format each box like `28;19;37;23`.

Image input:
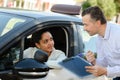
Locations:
34;49;48;63
14;50;49;79
14;58;49;79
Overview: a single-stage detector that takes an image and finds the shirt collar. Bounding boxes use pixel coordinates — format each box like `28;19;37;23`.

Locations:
103;23;111;40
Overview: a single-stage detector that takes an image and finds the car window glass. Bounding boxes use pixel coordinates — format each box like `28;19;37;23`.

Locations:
0;13;32;37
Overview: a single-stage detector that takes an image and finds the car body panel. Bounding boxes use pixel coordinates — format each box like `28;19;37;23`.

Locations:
0;7;98;80
0;8;82;23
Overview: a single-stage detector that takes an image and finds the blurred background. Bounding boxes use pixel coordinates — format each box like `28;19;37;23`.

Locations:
0;0;120;24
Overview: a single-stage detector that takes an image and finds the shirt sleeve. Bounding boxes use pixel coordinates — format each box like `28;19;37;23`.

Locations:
107;66;120;78
23;47;36;58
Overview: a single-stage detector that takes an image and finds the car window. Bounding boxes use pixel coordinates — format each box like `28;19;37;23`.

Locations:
0;12;33;37
24;27;68;55
77;25;97;54
0;41;21;71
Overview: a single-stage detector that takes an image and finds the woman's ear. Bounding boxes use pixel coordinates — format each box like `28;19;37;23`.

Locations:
35;43;40;48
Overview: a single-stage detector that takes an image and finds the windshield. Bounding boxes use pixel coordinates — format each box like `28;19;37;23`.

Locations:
0;12;32;37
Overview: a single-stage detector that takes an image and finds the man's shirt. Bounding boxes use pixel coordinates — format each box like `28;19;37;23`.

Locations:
96;22;120;78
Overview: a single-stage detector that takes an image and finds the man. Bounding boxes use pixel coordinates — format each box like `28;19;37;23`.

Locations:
81;6;120;80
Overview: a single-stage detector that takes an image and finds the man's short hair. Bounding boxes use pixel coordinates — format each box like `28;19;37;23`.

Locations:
82;6;106;24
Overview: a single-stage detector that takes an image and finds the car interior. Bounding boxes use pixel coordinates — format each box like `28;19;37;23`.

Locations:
25;27;68;56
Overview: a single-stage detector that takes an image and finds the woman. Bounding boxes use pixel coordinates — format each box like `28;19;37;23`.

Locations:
23;29;66;68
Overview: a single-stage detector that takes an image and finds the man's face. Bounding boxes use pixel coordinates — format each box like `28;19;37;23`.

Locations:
82;14;99;36
36;32;54;56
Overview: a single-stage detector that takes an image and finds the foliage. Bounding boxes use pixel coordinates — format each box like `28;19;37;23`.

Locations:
82;1;91;11
81;0;116;20
97;0;116;20
114;0;120;13
82;0;98;10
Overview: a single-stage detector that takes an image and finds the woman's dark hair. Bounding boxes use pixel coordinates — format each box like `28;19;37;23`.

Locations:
82;6;106;24
32;29;50;44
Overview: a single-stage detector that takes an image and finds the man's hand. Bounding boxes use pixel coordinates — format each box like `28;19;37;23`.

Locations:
85;51;96;65
85;65;107;77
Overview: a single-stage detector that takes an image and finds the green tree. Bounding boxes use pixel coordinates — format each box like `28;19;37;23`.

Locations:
115;0;120;13
98;0;116;20
82;1;91;11
82;0;116;20
114;0;120;23
82;0;98;11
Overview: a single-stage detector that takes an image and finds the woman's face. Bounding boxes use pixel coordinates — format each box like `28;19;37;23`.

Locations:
35;32;54;56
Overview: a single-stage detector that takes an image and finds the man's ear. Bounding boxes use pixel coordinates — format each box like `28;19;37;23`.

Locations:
97;20;101;25
95;20;101;28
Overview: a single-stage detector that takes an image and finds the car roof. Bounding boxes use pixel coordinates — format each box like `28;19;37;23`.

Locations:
0;8;82;23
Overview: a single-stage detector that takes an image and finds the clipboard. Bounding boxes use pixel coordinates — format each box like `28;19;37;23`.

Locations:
59;56;92;77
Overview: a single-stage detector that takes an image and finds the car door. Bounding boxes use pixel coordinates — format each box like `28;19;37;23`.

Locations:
0;20;83;79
